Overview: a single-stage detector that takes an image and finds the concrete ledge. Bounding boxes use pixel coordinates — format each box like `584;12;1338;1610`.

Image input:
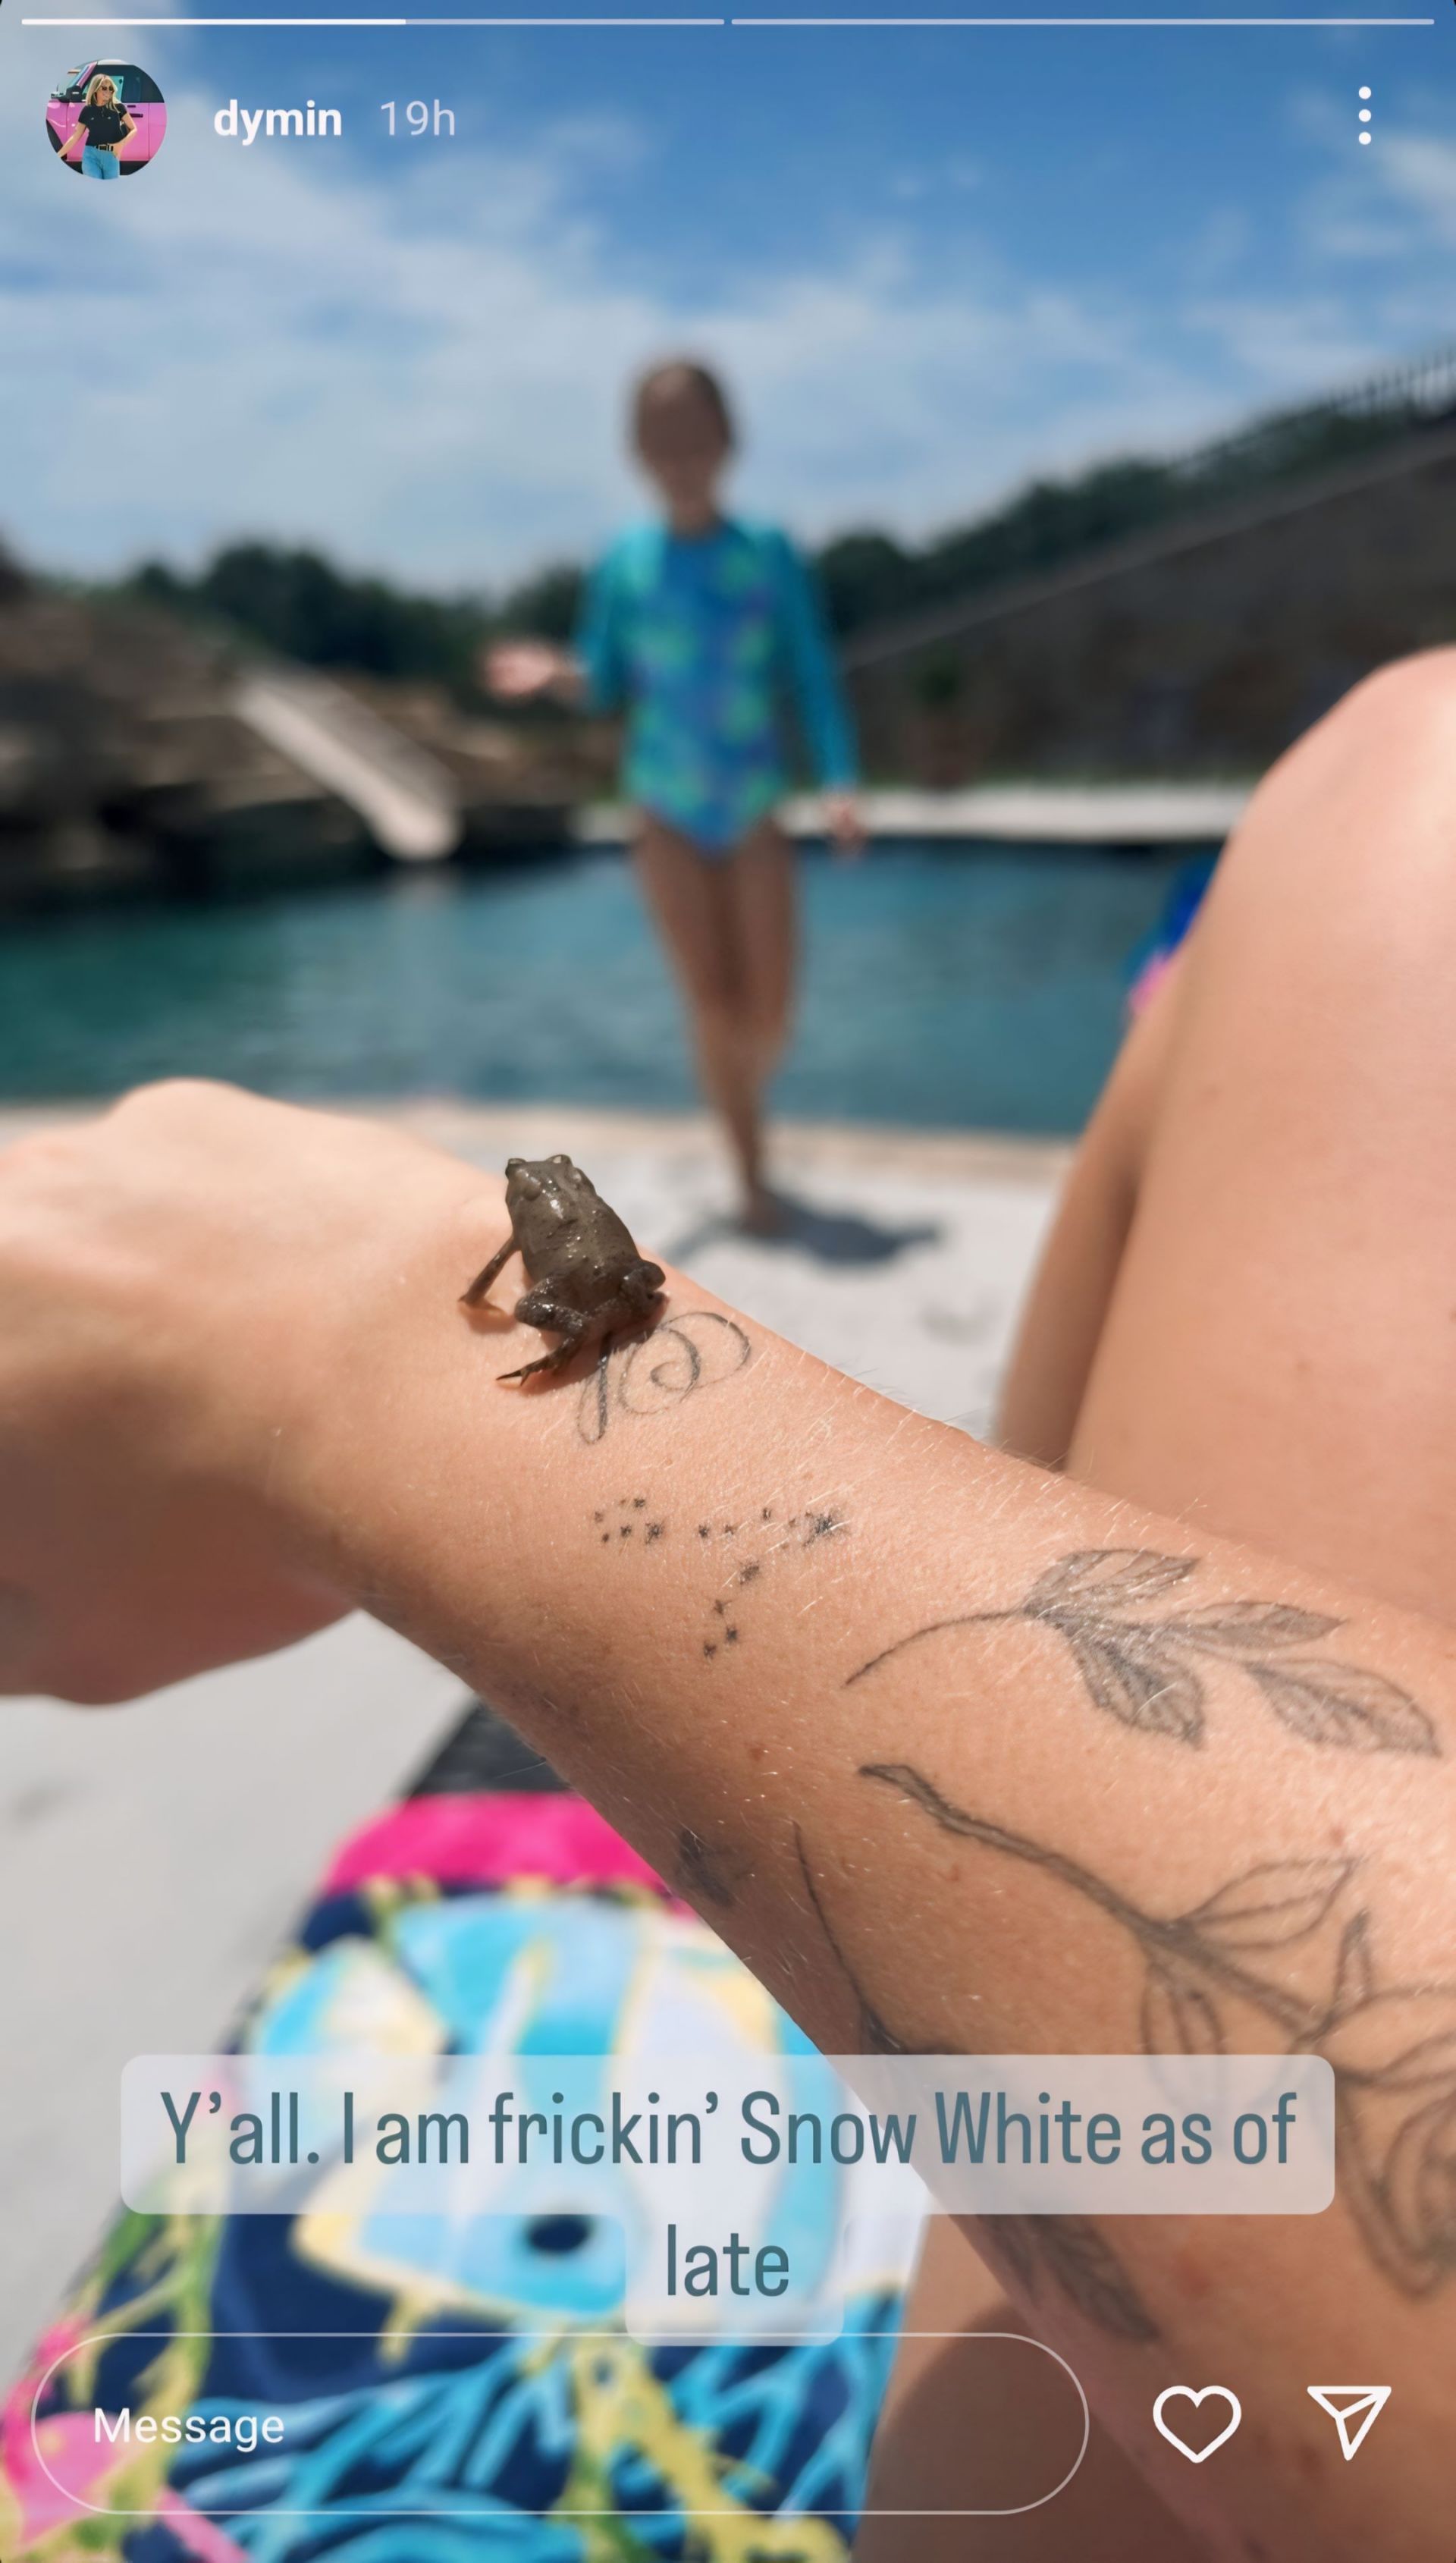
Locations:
572;783;1249;848
0;1099;1073;1189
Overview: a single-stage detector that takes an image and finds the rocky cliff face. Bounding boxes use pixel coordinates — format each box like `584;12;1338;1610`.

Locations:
0;555;617;906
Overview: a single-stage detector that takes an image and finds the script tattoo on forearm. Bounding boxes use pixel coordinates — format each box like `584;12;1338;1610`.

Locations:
864;1760;1456;2300
577;1311;752;1446
793;1823;1159;2338
847;1547;1436;1756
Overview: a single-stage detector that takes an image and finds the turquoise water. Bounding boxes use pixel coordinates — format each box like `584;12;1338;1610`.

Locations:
0;843;1191;1133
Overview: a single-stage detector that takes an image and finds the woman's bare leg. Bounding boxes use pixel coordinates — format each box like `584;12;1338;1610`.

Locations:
997;955;1185;1467
632;812;796;1222
1067;650;1456;1615
862;649;1456;2553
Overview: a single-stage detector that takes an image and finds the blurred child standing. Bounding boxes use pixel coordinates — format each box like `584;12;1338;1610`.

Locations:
489;360;861;1232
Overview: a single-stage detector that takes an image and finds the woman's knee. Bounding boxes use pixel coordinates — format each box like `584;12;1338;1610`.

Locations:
1257;645;1456;826
687;982;745;1054
744;985;792;1056
1204;643;1456;959
1328;643;1456;737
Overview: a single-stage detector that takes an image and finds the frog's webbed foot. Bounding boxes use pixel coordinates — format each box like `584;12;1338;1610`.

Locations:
497;1346;576;1384
497;1296;590;1384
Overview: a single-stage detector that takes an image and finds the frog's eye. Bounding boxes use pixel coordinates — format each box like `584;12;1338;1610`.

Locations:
505;1157;525;1174
551;1153;572;1167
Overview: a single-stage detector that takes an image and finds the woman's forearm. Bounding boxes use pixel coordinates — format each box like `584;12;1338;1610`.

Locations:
5;1087;1454;2553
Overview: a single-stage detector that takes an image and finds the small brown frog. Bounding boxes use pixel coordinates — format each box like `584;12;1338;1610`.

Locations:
462;1154;666;1382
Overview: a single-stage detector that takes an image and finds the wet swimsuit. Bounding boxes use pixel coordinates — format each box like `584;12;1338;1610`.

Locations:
576;517;856;855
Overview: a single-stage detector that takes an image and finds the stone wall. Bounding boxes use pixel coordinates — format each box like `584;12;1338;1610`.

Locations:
843;422;1456;782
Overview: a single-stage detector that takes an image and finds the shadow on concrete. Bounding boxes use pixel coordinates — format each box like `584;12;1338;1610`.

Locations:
667;1191;943;1270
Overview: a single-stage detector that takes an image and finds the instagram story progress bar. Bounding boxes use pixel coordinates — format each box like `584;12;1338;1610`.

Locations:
20;8;1441;23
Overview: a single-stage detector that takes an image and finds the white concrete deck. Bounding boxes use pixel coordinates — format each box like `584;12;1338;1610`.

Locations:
573;782;1249;846
0;1104;1066;2377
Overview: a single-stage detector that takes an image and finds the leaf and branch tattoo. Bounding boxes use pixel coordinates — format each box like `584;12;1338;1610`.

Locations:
864;1760;1456;2302
792;1823;1161;2340
848;1547;1437;1757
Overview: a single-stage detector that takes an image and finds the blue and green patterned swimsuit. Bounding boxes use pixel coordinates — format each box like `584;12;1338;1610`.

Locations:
576;516;857;855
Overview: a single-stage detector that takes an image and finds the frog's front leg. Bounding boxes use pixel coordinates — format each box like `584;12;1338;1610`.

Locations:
460;1232;520;1310
497;1289;592;1383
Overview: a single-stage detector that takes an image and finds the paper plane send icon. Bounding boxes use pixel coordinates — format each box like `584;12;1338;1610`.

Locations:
1307;2386;1392;2461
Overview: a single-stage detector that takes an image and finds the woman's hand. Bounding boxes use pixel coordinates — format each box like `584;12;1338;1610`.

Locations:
0;1084;498;1704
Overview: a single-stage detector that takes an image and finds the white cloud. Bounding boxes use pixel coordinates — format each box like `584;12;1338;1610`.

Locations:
1181;293;1392;392
1369;130;1456;244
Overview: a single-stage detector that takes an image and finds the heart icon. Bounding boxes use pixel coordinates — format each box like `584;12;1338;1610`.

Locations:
1153;2385;1243;2464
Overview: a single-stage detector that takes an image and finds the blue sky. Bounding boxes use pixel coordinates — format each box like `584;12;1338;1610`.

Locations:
4;3;1454;588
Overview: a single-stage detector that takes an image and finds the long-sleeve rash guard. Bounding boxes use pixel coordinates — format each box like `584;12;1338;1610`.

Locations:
576;517;857;854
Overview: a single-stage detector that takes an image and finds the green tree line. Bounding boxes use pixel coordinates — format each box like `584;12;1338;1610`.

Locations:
122;391;1441;691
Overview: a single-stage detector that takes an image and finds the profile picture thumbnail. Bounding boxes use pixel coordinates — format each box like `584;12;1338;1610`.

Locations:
47;60;167;179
